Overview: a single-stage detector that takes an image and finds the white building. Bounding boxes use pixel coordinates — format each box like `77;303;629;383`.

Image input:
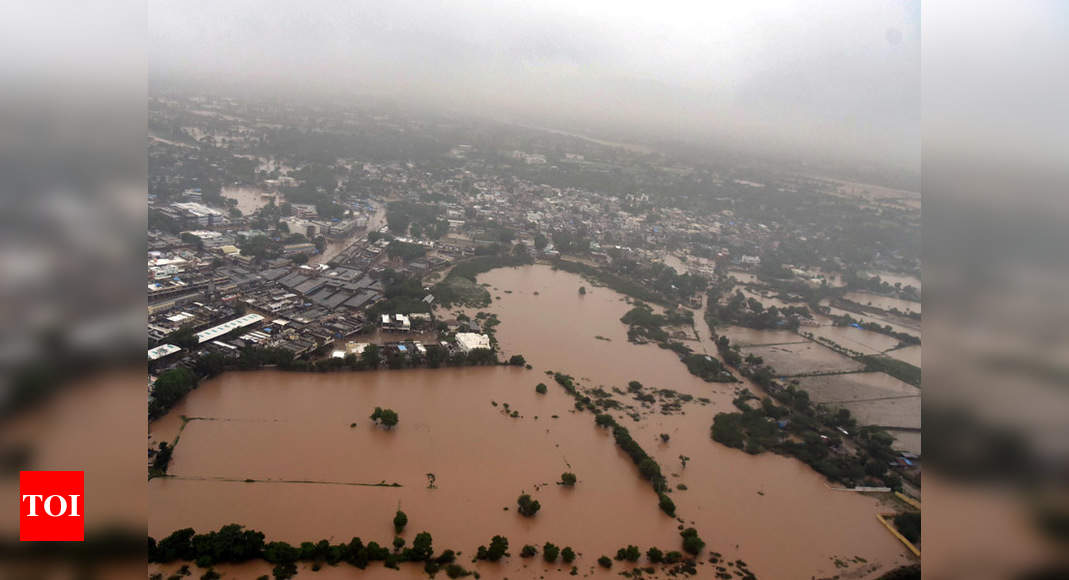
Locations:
455;332;491;353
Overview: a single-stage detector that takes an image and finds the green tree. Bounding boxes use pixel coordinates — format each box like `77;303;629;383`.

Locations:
484;535;509;561
680;527;705;555
615;545;640;562
361;344;381;368
517;494;541;517
542;542;560;563
646;547;663;563
561;546;576;563
598;555;612;568
371;407;399;429
407;532;432;561
534;233;548;251
170;325;199;349
535;383;548;394
560;472;577;486
392;510;407;533
520;544;537;558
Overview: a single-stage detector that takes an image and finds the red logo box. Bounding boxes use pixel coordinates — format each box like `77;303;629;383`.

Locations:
19;471;84;541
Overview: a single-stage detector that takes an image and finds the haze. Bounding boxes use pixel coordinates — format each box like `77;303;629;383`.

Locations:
149;0;919;175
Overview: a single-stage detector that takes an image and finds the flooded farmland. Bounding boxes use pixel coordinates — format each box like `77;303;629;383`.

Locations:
805;325;903;356
886;345;922;367
149;265;913;578
742;342;867;376
843;292;921;315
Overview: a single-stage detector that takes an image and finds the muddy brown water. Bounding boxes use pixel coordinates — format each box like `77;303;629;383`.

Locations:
149;265;913;578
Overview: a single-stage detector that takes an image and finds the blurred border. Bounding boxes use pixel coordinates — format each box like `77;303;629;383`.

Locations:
0;1;147;578
923;1;1069;578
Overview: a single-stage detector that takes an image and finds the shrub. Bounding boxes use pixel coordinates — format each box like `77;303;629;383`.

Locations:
543;542;560;563
517;494;541;517
680;528;705;555
615;545;640;562
393;510;407;533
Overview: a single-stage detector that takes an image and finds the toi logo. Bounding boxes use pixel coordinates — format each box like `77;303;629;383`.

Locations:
19;471;84;541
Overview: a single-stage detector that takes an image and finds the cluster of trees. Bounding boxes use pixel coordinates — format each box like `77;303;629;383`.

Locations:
680;352;731;383
432;254;534;308
712;290;810;330
149;521;469;577
385;201;449;239
149;442;173;477
518;542;565;563
475;535;509;562
149;367;198;419
619;303;691;343
370;407;399;429
386;240;428;261
711;379;904;489
860;355;921;387
552;260;673;306
844;271;921;302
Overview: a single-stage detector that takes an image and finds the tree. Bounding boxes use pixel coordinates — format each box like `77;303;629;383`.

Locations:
520;544;537;558
393;510;407;533
615;545;640;562
658;493;676;516
534;233;548;251
561;546;576;563
893;512;921;544
483;535;509;561
149;367;198;418
535;383;548;394
680;527;705;555
405;531;433;561
598;556;612;568
646;547;663;563
517;494;541;517
560;472;577;486
508;354;526;366
361;344;381;368
371;407;399;429
170;325;198;349
542;542;560;563
578;286;586;295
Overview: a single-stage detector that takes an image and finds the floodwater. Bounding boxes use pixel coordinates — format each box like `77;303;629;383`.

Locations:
742;341;866;376
862;271;921;291
222;186;277;215
717;325;805;347
149;265;912;578
843;292;921;315
806;325;903;356
885;345;922;368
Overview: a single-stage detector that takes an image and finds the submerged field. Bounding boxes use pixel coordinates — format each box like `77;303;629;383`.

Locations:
149;265;914;578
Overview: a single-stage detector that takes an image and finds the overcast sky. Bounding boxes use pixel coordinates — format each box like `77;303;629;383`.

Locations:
150;0;920;172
